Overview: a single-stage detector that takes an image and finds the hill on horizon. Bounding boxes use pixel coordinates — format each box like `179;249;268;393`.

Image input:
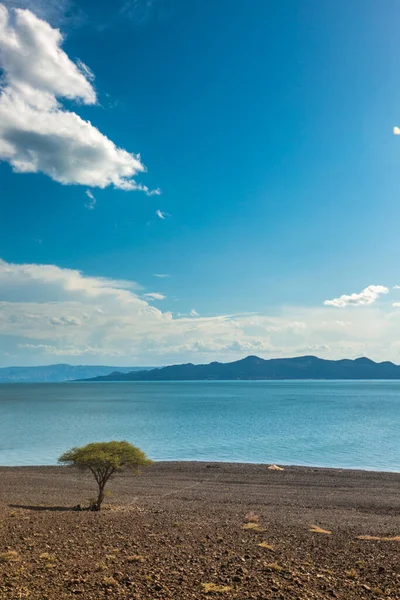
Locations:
81;354;400;382
0;364;154;383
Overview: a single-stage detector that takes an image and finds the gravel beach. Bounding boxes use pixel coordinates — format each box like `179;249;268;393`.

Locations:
0;462;399;599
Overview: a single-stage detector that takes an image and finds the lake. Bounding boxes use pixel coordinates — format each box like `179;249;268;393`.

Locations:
0;380;399;471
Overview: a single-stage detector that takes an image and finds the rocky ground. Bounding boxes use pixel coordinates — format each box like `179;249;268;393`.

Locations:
0;462;399;599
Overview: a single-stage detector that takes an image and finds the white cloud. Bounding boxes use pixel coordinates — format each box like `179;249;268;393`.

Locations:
0;4;156;192
392;303;400;308
0;258;140;301
144;292;165;300
190;309;199;317
0;5;95;102
159;338;274;355
154;273;169;278
3;258;400;365
49;316;81;326
76;59;95;82
294;344;330;353
146;187;161;196
156;209;169;219
84;189;96;210
324;285;389;308
394;126;400;135
18;343;123;356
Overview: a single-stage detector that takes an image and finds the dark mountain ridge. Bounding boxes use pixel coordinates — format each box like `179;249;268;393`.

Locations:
82;355;400;381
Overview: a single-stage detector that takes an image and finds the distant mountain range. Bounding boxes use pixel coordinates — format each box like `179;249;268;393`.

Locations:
82;355;400;381
0;364;153;383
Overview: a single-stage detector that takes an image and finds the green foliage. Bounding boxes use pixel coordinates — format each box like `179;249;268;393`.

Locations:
58;441;152;509
59;441;151;473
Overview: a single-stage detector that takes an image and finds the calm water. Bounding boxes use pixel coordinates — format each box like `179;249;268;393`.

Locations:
0;381;399;471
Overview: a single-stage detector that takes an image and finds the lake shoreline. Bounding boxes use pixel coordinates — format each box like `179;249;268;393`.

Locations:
0;460;399;474
1;461;399;516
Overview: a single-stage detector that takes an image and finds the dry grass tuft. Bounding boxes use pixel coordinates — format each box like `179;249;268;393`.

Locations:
264;562;283;572
39;552;55;561
103;576;118;587
309;525;332;535
0;550;19;563
345;569;358;579
268;464;284;471
258;541;274;550
242;522;266;532
126;554;145;563
201;583;233;593
355;560;365;568
371;587;384;595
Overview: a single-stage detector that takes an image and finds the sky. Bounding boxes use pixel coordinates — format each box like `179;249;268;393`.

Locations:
1;0;400;366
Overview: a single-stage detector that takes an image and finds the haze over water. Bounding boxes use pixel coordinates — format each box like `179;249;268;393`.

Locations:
0;381;399;471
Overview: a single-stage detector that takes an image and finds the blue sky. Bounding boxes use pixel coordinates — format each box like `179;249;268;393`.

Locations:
1;0;400;366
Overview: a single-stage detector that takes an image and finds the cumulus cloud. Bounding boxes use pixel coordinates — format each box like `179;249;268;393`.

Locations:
144;292;165;300
49;316;81;326
393;126;400;135
324;285;389;308
0;4;156;191
18;343;123;356
0;258;140;302
161;338;274;355
294;344;330;353
84;189;96;210
3;258;400;365
0;258;277;362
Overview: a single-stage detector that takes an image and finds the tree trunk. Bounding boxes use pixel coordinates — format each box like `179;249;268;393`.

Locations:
96;482;106;510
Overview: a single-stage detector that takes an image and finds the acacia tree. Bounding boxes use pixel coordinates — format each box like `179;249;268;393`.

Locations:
58;441;152;510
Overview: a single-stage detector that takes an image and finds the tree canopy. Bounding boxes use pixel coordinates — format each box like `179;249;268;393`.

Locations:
58;441;152;510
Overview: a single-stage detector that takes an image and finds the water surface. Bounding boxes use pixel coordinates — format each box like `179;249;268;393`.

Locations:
0;381;399;470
